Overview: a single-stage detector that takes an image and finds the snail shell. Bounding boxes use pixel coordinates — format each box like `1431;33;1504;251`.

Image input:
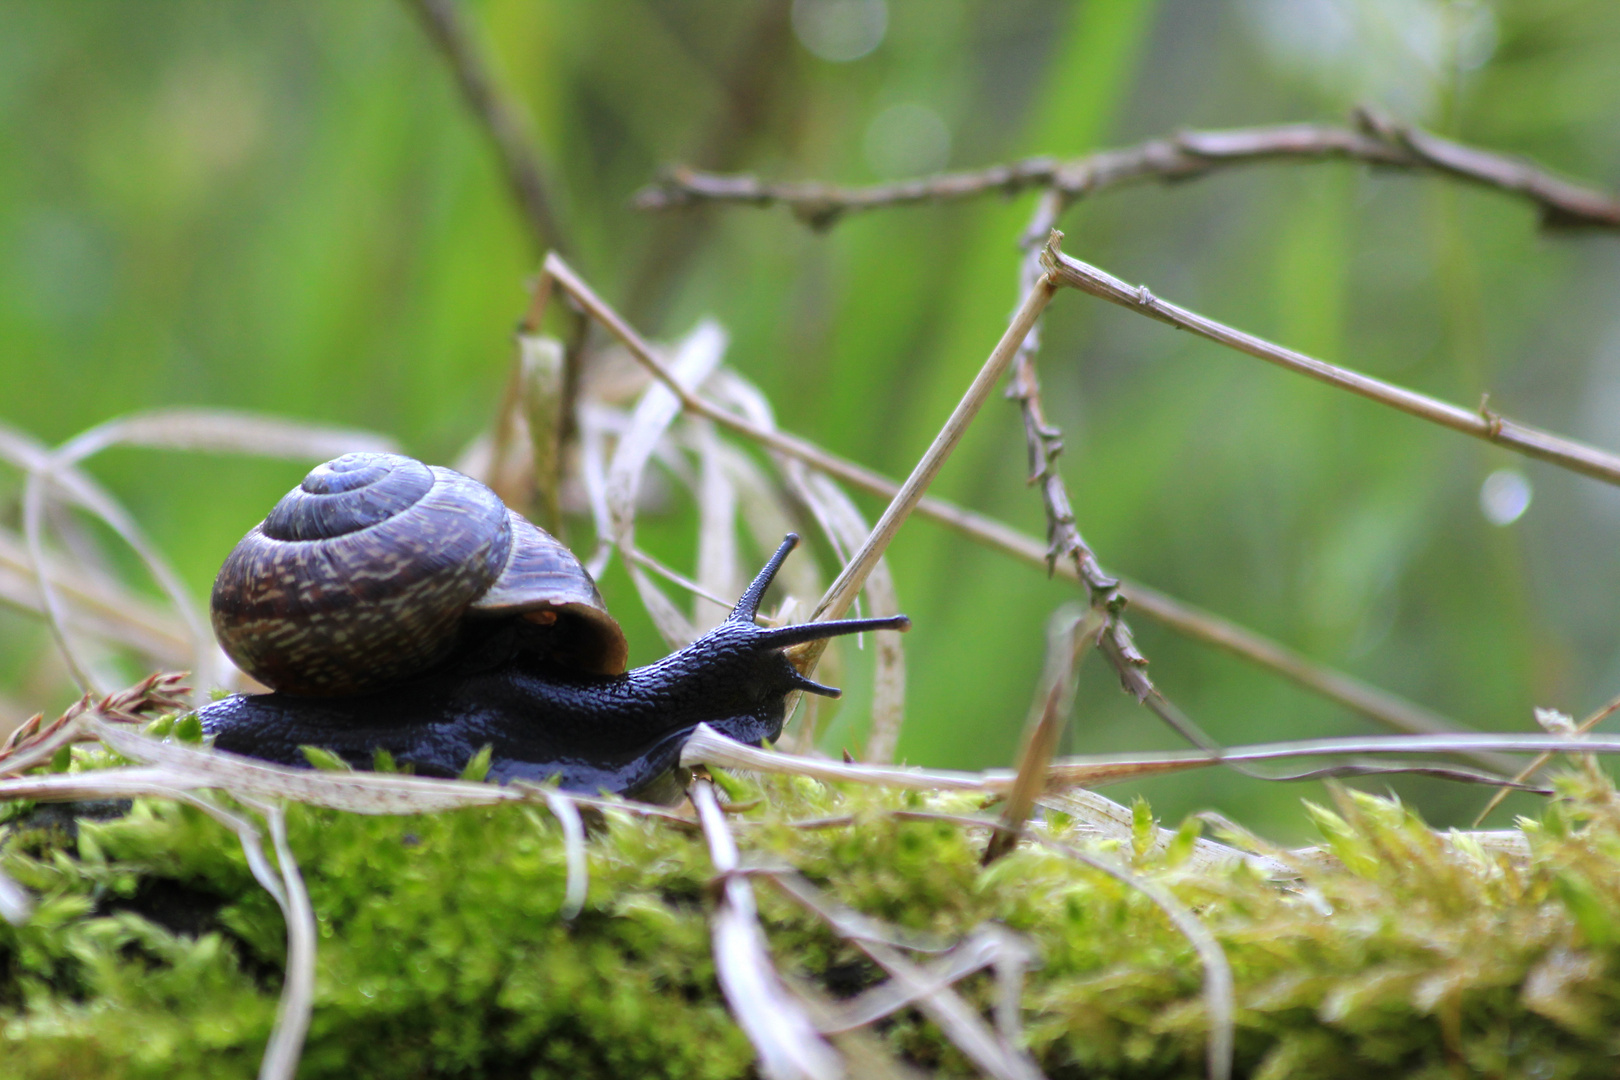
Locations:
210;452;627;696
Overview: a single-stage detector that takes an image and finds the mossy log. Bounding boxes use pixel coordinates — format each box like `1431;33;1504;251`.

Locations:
4;758;1620;1078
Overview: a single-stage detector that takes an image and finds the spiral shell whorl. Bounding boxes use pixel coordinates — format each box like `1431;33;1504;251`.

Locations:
212;453;513;696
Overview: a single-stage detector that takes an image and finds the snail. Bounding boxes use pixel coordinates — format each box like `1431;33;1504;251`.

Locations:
196;452;909;796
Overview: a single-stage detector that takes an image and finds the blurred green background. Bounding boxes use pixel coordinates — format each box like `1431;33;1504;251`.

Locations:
3;0;1619;840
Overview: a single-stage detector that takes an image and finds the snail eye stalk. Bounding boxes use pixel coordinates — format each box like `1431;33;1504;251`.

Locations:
729;533;801;623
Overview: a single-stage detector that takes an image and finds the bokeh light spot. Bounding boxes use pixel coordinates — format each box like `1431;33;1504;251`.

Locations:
1480;469;1532;526
792;0;888;62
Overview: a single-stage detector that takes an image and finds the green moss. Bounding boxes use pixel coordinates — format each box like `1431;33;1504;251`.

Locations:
5;765;1620;1078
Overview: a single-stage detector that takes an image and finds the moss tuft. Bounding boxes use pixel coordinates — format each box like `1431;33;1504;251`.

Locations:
6;767;1620;1077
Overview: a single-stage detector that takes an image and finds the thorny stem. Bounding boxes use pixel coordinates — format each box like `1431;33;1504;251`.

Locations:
1007;226;1221;755
636;108;1620;233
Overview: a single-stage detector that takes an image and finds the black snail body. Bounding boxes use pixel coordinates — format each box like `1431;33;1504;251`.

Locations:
197;452;909;796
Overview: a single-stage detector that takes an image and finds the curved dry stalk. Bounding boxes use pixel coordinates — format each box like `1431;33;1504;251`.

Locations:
256;801;318;1080
624;546;735;611
785;470;907;761
48;408;397;465
481;334;567;530
0;526;192;666
693;422;743;629
849;936;1046;1080
604;321;730;647
757;868;1039;1062
6;428;206;693
814;930;1022;1035
536;790;588;920
680;723;1589;795
691;778;843;1080
698;370;882;753
635;110;1620;232
5;412;398;699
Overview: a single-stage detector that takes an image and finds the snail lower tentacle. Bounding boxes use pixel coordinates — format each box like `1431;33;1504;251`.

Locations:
199;533;909;797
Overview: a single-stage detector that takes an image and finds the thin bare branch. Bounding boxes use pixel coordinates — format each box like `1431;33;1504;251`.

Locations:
1042;246;1620;487
1002;220;1197;762
402;0;572;255
635;158;1064;228
1350;106;1620;230
636;113;1620;232
807;268;1056;628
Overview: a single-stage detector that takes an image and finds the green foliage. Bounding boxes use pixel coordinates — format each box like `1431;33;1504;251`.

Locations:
6;2;1620;842
7;768;1620;1077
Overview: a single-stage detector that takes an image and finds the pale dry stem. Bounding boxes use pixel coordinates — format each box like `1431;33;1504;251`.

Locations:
984;606;1105;864
1042;247;1620;487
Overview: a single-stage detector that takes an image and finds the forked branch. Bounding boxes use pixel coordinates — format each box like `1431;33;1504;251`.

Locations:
528;250;1491;752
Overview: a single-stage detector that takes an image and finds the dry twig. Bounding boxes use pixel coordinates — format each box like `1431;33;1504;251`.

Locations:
985;606;1105;864
635;110;1620;232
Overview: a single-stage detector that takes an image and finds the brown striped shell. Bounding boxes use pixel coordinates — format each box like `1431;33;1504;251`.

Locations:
210;453;627;696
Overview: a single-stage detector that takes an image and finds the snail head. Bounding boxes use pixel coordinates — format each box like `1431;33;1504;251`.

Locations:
653;534;910;741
